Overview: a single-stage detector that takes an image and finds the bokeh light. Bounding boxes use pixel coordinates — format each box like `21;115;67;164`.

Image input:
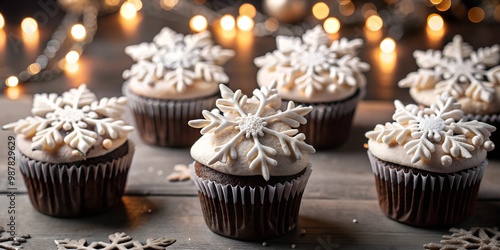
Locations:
427;13;444;31
239;4;256;18
5;76;19;87
468;7;484;23
323;17;340;34
71;24;87;41
21;18;38;34
220;15;235;31
366;15;383;32
237;15;254;31
66;51;80;64
120;2;137;19
0;14;4;29
190;15;208;32
312;2;330;20
380;38;396;53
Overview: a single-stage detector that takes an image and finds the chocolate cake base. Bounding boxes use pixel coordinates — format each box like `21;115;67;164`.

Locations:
288;89;361;150
19;141;134;217
192;162;311;241
123;85;218;147
368;151;485;228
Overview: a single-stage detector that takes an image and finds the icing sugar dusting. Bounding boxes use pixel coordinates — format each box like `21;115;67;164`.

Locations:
2;84;133;155
189;84;315;181
365;95;495;166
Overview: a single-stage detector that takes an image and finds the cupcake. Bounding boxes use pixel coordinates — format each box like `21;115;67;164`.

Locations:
254;25;370;149
123;27;235;147
399;35;500;157
188;84;315;240
365;95;495;227
2;84;135;217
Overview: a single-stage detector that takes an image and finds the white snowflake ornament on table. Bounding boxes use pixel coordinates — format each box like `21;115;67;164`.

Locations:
123;27;235;93
399;35;500;103
189;84;316;181
424;227;500;250
2;84;134;156
254;25;369;98
365;95;495;166
55;232;176;250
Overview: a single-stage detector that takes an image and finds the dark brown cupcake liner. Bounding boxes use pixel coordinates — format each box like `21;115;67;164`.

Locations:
123;84;218;147
367;150;486;228
190;165;312;241
19;142;135;217
464;113;500;159
287;88;363;150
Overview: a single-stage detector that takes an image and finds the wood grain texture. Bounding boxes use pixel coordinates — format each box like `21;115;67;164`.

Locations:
0;195;499;249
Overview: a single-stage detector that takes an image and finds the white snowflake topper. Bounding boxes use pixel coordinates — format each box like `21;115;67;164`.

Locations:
254;25;369;97
399;35;500;103
365;95;495;166
189;84;315;180
123;27;235;93
2;84;134;155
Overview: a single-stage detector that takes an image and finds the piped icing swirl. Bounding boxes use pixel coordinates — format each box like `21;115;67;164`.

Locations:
2;84;134;162
254;25;370;103
123;27;235;100
399;35;500;114
365;95;496;173
189;84;316;181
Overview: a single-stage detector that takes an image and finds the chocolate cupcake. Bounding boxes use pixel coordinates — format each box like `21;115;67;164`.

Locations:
2;84;135;217
399;35;500;157
188;84;315;240
254;25;370;149
123;27;235;147
365;95;495;227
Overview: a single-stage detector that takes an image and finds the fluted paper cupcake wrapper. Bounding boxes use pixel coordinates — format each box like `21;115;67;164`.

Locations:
464;113;500;159
287;89;363;149
367;150;486;228
190;164;312;241
19;143;135;217
123;85;217;147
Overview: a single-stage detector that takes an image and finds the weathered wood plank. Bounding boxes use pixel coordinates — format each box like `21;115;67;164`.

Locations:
0;195;499;249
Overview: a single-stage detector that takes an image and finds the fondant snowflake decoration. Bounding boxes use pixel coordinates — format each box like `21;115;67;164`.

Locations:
424;227;500;250
189;84;315;180
365;95;495;166
399;35;500;103
2;84;133;155
254;25;369;97
123;27;235;93
0;227;30;250
55;232;176;250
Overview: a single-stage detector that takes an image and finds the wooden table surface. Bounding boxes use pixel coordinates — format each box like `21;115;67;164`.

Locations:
1;1;500;249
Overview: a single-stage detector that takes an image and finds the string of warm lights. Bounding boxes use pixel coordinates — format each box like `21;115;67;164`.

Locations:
2;0;499;91
0;7;97;90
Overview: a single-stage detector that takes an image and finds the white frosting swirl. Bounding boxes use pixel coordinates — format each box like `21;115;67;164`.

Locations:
365;95;495;173
189;84;315;180
123;27;235;100
254;25;369;103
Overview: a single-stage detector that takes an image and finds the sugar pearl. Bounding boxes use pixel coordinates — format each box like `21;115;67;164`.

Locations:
102;139;113;149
